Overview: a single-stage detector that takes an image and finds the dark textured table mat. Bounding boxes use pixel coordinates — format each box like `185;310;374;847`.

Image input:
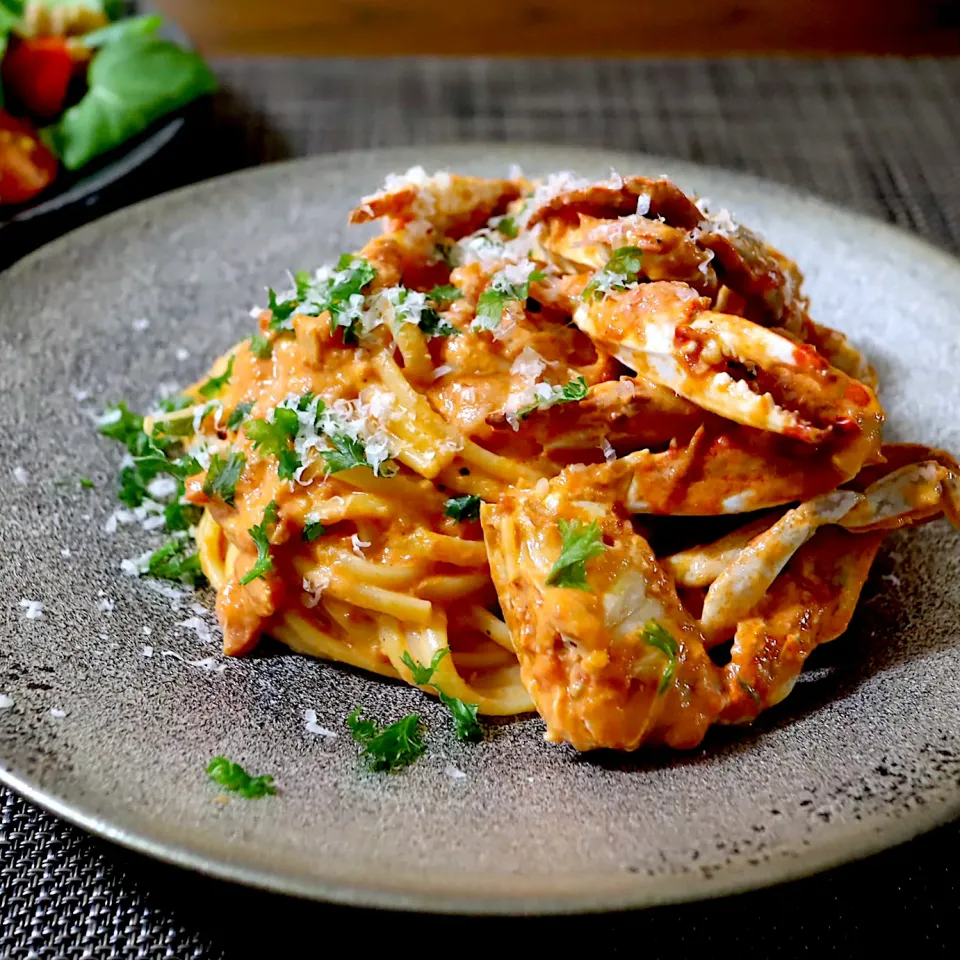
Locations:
3;56;960;958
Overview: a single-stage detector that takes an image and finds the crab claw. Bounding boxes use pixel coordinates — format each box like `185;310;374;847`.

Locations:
698;446;960;641
718;526;885;725
481;478;723;751
349;168;523;238
573;282;884;476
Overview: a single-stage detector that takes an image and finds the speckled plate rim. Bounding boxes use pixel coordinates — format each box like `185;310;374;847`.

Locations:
2;145;959;915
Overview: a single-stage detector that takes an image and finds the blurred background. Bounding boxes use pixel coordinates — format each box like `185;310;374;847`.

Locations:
153;0;960;55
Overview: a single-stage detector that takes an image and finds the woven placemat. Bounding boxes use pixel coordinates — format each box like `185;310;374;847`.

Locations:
3;56;960;958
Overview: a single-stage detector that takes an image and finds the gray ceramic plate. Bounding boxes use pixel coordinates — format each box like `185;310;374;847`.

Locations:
1;145;959;915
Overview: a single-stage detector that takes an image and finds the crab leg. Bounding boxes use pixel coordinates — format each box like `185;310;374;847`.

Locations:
699;450;960;640
719;526;885;725
481;479;723;752
661;513;781;588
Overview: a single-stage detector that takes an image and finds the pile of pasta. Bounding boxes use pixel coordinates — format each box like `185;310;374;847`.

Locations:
170;167;959;752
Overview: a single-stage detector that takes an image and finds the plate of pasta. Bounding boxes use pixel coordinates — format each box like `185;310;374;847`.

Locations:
2;144;960;914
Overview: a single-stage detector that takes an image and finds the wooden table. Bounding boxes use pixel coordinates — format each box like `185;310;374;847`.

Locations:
153;0;960;56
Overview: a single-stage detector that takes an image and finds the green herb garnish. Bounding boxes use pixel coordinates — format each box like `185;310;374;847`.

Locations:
206;756;276;799
518;376;588;419
400;648;482;742
245;408;301;481
427;284;462;305
249;333;273;359
226;401;254;431
198;355;235;399
583;246;643;299
545;518;607;591
320;433;370;474
495;216;518;238
144;537;205;586
240;500;279;586
302;520;325;542
444;495;482;522
418;307;459;338
79;477;94;489
347;708;426;772
472;267;544;332
642;619;679;694
202;451;245;506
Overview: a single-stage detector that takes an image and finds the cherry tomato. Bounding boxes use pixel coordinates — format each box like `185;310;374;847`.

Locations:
0;110;59;205
2;36;75;118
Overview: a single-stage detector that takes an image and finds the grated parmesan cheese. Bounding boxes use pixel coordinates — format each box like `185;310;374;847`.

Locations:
13;466;28;485
351;533;371;557
97;596;115;615
50;708;67;719
303;708;338;737
443;763;468;780
19;599;44;620
600;437;617;463
132;317;150;332
60;548;71;559
142;646;153;657
302;570;330;608
0;694;13;710
177;617;215;645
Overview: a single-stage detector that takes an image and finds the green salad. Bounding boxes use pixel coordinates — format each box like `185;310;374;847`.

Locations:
0;1;215;206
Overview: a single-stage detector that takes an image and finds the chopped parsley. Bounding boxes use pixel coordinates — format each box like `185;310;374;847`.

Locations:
267;287;300;331
472;267;544;332
144;537;205;585
444;495;482;522
583;246;644;299
418;307;459;338
226;401;254;431
642;620;679;694
427;284;462;305
347;708;426;772
400;648;482;742
545;518;607;591
198;355;235;398
99;400;206;585
202;451;246;506
439;694;482;743
518;376;589;418
164;490;202;533
157;393;194;414
495;215;518;239
99;402;197;508
98;402;144;447
321;432;370;474
249;333;273;359
206;756;276;798
240;500;279;586
403;649;449;686
79;477;94;489
246;409;300;481
296;255;378;343
302;520;325;542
